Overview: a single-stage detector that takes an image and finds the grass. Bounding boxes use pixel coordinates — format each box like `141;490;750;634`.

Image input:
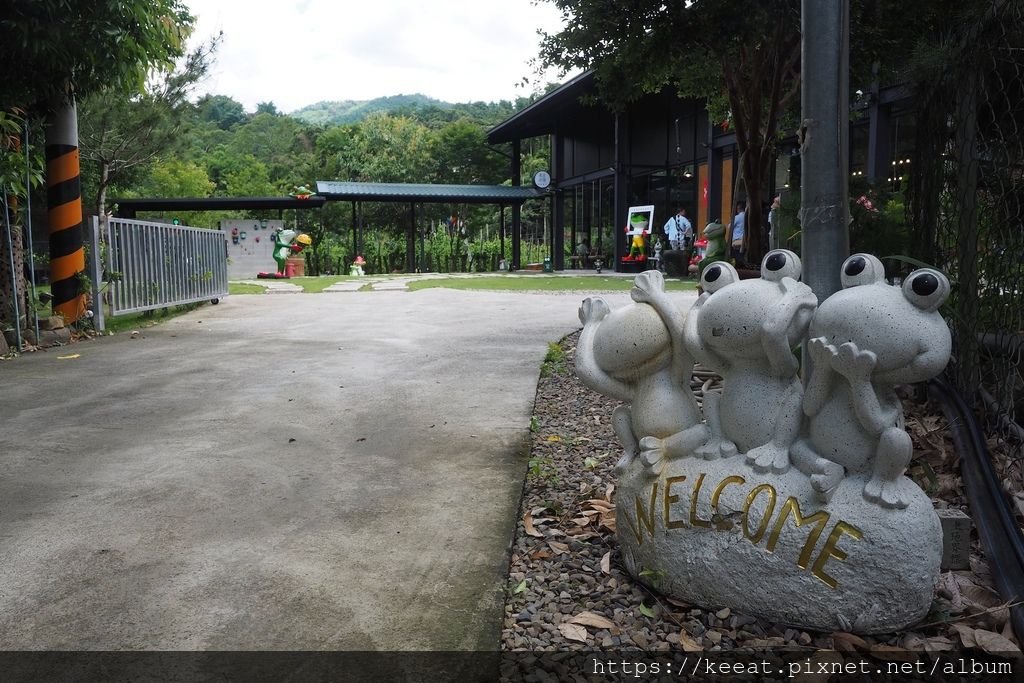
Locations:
229;282;268;295
540;341;568;377
407;275;698;293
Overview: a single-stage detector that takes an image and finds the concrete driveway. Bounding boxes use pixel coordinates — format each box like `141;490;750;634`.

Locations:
0;286;655;650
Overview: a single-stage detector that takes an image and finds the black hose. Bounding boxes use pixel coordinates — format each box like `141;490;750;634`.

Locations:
929;376;1024;642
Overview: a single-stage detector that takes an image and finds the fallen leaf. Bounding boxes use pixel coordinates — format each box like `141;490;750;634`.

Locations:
604;483;615;502
678;631;702;652
546;435;562;442
569;611;616;630
924;635;955;653
831;631;868;652
953;623;977;648
527;548;552;560
512;579;527;594
558;622;588;643
973;628;1021;655
572;516;591;527
584;499;614;511
56;354;80;359
600;551;611;574
638;604;655;618
548;541;569;555
523;512;544;538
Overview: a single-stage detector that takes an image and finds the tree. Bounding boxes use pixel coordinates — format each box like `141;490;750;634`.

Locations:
79;36;219;222
537;0;801;264
255;102;280;116
0;0;194;111
197;95;248;131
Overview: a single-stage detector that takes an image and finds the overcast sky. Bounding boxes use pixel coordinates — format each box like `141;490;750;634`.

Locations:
182;0;573;113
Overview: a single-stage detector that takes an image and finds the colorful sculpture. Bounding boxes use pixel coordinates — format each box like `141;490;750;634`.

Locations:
575;253;952;633
349;255;366;276
258;228;311;279
698;221;727;276
623;213;650;262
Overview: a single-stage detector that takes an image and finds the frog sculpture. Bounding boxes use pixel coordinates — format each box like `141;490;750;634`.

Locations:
574;252;951;633
575;270;708;474
681;250;817;470
791;253;953;508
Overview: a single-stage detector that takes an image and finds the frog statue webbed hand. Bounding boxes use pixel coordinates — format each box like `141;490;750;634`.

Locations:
791;254;953;509
575;270;708;474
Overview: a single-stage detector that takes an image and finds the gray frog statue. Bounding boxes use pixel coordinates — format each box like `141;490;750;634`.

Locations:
791;254;952;509
670;249;818;471
575;270;708;473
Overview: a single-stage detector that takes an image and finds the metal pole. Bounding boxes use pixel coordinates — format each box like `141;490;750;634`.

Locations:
24;120;40;343
800;0;851;301
2;193;23;352
88;216;105;332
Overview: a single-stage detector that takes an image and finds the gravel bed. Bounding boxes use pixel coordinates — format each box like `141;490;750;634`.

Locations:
500;330;1019;677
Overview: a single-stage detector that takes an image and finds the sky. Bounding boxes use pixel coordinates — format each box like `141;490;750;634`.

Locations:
182;0;573;113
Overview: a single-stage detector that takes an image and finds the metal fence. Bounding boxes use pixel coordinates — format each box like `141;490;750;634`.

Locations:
907;0;1024;446
91;217;228;329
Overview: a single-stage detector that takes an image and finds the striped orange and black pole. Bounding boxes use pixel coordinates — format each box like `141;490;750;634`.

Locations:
45;101;86;322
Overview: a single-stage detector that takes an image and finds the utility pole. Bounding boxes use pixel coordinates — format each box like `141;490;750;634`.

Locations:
800;0;851;302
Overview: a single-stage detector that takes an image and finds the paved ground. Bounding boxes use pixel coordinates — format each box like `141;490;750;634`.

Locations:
0;285;709;650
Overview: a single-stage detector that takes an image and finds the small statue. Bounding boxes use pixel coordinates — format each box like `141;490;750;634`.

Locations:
259;228;311;278
349;255;366;276
698;221;727;276
575;270;707;473
681;250;817;469
791;254;952;508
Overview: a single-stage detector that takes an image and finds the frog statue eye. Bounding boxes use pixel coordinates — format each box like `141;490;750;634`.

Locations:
902;268;950;311
700;260;739;293
840;253;886;288
760;249;802;282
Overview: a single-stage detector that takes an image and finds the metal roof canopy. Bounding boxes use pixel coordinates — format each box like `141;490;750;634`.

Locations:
487;70;597;144
315;181;545;204
114;196;327;217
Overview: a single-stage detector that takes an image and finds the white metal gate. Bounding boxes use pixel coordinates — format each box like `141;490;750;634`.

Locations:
89;217;228;330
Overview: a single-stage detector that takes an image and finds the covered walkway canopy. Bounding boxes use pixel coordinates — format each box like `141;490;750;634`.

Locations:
114;196;327;217
115;182;547;273
315;182;547;272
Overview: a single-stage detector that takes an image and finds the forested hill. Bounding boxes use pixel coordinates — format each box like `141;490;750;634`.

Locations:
289;93;520;127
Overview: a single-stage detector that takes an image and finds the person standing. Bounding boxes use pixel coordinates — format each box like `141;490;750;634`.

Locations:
663;206;692;251
729;201;746;262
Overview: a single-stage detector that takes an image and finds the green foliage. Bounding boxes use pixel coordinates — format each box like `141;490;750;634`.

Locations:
0;110;44;197
197;94;248;130
1;0;195;110
527;455;559;485
849;182;910;259
540;342;567;377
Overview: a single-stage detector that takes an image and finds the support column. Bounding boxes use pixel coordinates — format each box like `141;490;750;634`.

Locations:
511;140;522;270
499;205;506;263
551;127;565;270
612;113;629;271
45;100;86;322
866;84;892;183
407;202;416;272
